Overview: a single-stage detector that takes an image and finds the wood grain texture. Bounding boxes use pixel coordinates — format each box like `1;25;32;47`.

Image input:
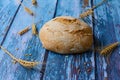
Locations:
43;0;95;80
93;0;120;80
0;0;21;44
0;0;57;80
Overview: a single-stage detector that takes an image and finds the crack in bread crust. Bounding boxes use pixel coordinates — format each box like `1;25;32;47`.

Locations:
53;17;81;25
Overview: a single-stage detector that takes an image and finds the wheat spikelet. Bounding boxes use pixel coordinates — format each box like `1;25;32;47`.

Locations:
80;9;93;18
0;46;39;68
80;0;107;18
24;7;34;16
17;0;34;16
32;24;38;35
18;27;30;35
32;0;37;5
100;42;120;56
17;59;39;68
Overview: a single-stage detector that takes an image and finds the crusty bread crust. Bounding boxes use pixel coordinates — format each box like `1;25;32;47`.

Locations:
39;16;93;54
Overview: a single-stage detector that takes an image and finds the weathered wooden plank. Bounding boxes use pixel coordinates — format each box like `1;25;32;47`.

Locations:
43;0;95;80
0;0;57;80
0;0;21;44
94;0;120;80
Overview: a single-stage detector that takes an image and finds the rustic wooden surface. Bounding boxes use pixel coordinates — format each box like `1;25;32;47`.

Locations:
94;0;120;80
0;0;119;80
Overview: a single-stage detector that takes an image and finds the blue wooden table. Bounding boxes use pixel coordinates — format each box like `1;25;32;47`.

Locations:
0;0;120;80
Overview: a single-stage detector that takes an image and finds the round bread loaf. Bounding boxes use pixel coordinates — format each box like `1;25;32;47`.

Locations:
39;16;93;54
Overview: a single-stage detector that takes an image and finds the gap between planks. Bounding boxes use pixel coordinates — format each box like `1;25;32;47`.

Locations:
40;0;58;80
90;0;97;79
0;0;23;45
